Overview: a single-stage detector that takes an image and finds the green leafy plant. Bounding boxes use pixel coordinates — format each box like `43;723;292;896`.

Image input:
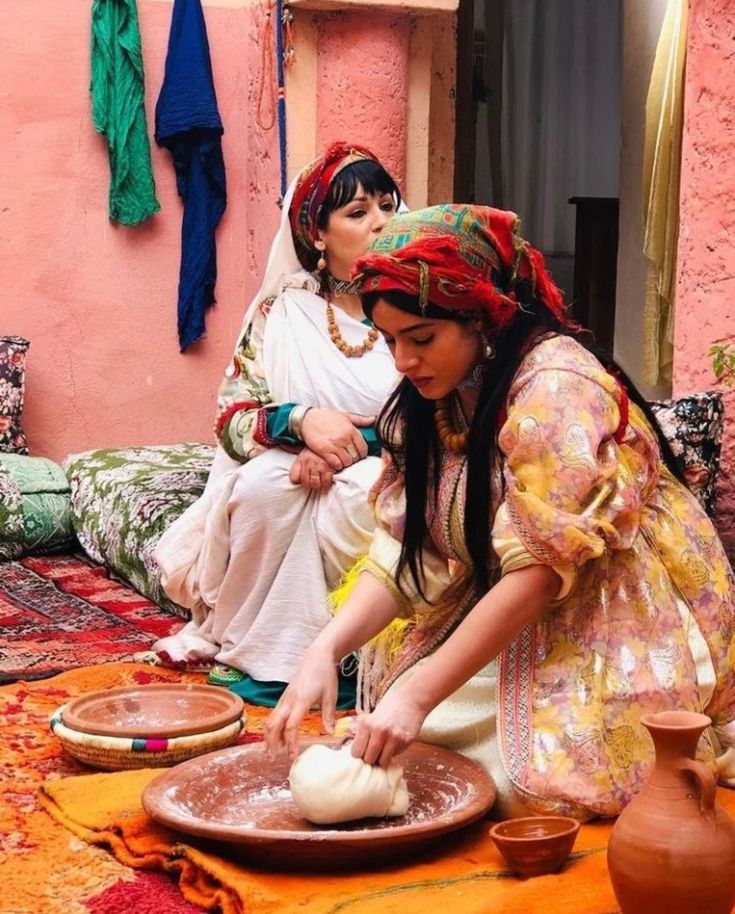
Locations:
709;342;735;387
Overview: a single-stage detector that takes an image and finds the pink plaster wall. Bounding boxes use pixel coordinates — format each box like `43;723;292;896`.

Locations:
316;11;409;188
4;0;417;465
675;0;735;556
2;0;280;463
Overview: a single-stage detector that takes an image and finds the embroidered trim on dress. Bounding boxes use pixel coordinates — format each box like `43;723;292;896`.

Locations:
361;558;413;615
498;625;535;789
505;496;563;565
497;624;593;819
252;407;279;447
214;399;261;439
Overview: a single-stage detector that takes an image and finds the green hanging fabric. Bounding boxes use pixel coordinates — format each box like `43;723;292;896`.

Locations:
91;0;160;225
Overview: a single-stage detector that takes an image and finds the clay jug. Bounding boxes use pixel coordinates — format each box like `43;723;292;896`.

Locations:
607;710;735;914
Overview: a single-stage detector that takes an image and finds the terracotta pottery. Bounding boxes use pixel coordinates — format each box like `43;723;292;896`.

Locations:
607;710;735;914
488;816;580;878
61;683;245;739
142;738;496;869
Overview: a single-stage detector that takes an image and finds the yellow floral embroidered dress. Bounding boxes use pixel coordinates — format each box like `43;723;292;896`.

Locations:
363;335;735;817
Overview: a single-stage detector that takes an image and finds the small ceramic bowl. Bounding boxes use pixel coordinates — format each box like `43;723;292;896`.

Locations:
488;815;581;878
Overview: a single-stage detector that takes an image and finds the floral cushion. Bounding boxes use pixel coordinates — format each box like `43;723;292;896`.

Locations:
650;391;723;518
0;455;76;560
65;443;215;618
0;462;24;559
0;336;30;454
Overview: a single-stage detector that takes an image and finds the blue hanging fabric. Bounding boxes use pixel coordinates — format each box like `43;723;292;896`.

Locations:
155;0;227;352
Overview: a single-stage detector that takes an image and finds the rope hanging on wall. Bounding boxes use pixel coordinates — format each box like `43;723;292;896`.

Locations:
255;1;276;131
255;0;294;203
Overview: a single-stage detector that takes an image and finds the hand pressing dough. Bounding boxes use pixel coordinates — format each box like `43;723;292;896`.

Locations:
289;744;410;824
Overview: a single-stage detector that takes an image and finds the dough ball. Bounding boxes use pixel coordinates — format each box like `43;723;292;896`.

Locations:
289;744;410;825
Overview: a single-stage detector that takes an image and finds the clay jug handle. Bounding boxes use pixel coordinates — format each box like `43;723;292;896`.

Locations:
675;758;716;813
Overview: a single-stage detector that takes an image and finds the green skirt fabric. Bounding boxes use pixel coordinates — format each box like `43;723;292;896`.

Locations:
224;670;357;711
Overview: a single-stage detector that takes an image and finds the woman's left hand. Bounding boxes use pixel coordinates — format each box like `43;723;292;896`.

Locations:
349;690;427;767
289;447;335;490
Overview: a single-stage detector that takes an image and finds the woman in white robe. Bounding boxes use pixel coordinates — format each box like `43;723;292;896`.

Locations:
152;142;401;706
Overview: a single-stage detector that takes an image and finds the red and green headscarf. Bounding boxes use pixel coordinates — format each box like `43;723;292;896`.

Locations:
288;141;380;261
354;204;573;332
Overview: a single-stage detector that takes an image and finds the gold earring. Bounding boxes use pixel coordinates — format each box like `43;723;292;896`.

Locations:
483;336;495;360
317;255;327;272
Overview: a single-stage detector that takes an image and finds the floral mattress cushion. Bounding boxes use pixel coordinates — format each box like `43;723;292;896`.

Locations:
64;443;215;618
0;454;76;560
0;336;30;454
650;391;723;518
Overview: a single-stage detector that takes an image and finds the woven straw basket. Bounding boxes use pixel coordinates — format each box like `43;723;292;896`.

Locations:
50;705;246;770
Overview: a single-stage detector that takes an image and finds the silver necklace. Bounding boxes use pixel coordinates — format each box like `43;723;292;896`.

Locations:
326;273;362;296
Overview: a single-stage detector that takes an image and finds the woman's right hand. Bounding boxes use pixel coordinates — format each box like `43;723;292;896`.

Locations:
289;447;335;490
300;408;374;471
264;644;340;760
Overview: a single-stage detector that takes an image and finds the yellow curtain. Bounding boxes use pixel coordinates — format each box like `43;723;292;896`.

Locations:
642;0;688;385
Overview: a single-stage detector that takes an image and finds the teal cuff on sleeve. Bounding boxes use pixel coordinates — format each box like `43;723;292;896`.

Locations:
266;402;299;445
361;425;380;457
267;405;380;455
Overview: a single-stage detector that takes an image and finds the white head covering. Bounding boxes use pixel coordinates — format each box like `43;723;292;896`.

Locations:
237;175;303;338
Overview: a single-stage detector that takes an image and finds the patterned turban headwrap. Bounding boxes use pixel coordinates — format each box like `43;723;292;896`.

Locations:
288;141;381;261
354;204;573;332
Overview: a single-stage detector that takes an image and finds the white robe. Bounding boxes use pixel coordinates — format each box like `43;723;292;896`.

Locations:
152;278;397;681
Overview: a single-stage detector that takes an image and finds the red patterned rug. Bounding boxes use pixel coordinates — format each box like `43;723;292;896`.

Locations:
0;553;181;683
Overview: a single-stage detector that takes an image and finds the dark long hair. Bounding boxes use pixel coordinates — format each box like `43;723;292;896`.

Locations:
293;159;402;271
362;287;687;599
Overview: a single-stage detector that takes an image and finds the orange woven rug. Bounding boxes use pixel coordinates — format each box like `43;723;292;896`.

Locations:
8;662;735;914
0;663;218;914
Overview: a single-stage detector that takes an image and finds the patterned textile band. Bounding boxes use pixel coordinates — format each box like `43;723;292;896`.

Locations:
354;204;576;332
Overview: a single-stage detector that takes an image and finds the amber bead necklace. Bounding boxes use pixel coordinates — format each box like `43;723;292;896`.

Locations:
434;398;469;454
325;298;379;358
